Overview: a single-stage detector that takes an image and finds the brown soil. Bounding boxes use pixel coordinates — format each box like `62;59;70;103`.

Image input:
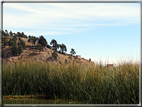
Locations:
2;36;95;65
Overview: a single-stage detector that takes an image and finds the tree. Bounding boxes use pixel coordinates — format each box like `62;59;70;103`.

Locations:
38;35;47;47
1;30;5;36
13;33;18;39
9;31;13;36
70;48;76;56
11;37;17;44
2;51;5;58
5;30;9;36
17;32;21;37
89;58;91;61
28;36;33;46
21;32;25;37
8;39;16;49
37;43;43;53
11;44;18;56
59;43;67;53
33;37;38;45
50;39;59;51
18;45;23;55
28;36;38;46
20;40;26;49
19;37;21;41
52;51;58;61
13;35;17;40
28;37;31;43
47;44;52;49
2;30;8;36
18;37;26;49
3;36;8;48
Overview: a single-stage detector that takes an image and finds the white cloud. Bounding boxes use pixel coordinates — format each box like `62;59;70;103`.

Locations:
3;3;140;35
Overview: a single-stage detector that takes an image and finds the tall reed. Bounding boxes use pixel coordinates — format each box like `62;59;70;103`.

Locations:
2;60;139;104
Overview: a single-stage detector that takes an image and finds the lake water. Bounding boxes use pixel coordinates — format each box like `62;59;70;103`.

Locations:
3;99;85;104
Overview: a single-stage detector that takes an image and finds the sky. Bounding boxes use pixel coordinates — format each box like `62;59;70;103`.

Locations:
2;2;140;65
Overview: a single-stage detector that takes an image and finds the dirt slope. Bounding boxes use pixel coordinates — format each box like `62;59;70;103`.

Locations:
2;36;95;65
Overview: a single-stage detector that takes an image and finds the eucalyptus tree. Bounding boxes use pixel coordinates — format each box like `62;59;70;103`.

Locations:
70;48;76;56
5;30;9;36
9;31;13;36
38;35;47;47
50;39;59;51
33;36;38;45
59;43;67;53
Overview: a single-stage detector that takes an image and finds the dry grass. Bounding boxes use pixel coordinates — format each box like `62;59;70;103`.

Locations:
2;36;93;65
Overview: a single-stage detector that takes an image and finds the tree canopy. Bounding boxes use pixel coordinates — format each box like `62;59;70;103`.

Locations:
2;36;8;47
38;35;47;47
37;43;43;53
59;43;67;53
52;51;58;61
50;39;59;51
70;48;76;56
2;29;80;60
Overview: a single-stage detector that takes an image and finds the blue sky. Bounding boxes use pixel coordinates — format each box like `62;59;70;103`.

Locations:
3;2;140;65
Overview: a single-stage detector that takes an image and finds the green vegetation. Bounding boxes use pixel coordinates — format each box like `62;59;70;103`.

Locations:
8;39;15;49
28;36;38;46
52;51;58;61
37;43;43;53
70;48;76;56
50;39;59;51
2;61;139;104
38;35;47;47
59;43;67;53
1;29;78;58
2;36;8;48
19;37;26;50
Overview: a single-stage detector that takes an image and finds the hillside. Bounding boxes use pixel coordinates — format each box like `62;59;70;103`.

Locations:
2;36;95;65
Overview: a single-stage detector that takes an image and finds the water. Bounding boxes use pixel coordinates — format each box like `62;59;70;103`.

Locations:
3;99;85;104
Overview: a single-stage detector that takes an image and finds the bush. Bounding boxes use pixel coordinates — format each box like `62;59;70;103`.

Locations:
52;51;58;61
18;45;23;55
65;59;68;63
68;56;72;59
11;44;18;56
37;44;43;53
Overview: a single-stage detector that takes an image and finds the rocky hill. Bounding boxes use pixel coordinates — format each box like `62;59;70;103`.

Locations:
2;36;95;65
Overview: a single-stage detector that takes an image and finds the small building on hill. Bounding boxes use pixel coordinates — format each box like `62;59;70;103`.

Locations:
76;55;81;58
106;64;113;68
31;46;37;49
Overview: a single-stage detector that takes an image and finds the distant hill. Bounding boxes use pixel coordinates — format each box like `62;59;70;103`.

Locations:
2;36;95;65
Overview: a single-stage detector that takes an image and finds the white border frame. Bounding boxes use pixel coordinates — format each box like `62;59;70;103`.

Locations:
0;0;141;107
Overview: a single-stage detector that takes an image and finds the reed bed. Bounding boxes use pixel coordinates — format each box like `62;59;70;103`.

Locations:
2;60;139;104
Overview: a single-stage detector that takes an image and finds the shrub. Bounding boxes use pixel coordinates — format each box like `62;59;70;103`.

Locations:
52;51;58;61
